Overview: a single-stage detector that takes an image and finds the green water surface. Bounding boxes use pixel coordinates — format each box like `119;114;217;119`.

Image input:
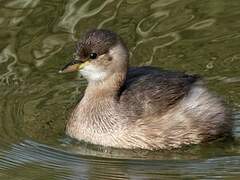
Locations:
0;0;240;179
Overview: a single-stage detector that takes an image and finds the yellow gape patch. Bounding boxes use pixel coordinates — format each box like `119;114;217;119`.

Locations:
78;61;90;70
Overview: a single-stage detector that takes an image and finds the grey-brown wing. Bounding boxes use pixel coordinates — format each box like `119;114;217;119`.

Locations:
118;66;199;117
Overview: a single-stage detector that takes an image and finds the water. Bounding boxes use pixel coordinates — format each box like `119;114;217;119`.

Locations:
0;0;240;179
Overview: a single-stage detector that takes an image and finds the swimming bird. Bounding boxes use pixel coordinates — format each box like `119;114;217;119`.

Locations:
60;29;232;150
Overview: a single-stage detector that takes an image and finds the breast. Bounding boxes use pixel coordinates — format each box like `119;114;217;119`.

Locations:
66;96;127;145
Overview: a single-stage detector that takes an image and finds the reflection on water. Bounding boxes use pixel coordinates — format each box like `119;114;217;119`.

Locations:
0;0;240;179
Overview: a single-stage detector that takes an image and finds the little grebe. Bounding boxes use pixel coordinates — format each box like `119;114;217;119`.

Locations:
60;29;232;150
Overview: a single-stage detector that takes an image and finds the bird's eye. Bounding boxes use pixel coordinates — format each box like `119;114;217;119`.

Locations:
89;53;97;59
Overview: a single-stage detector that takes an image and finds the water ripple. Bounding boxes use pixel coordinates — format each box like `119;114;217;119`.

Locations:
57;0;115;34
98;0;124;29
136;10;169;37
1;140;240;179
188;19;216;30
0;0;240;179
0;45;18;85
4;0;39;9
150;0;180;8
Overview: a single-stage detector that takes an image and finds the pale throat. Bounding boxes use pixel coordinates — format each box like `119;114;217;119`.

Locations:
79;64;108;82
79;42;128;97
82;72;126;100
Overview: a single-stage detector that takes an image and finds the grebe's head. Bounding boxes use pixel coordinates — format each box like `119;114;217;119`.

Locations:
60;29;129;83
